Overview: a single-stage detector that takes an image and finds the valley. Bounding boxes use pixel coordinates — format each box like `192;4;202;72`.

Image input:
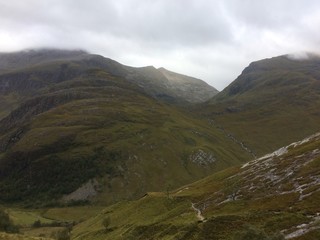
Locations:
0;50;319;239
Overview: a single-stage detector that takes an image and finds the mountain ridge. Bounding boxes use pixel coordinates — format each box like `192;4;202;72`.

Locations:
0;48;249;206
158;67;218;103
200;53;320;156
0;49;218;105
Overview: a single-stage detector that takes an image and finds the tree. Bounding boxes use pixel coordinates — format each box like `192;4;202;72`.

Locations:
102;217;111;231
0;209;19;233
32;219;41;228
52;228;70;240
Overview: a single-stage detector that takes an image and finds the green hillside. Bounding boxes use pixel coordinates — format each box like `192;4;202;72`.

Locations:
201;54;320;156
72;132;320;240
0;50;250;206
2;50;320;239
158;67;218;103
0;232;52;240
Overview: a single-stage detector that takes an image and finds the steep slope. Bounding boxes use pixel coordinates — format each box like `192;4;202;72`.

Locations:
158;67;218;103
201;53;320;156
0;49;250;206
0;49;217;112
0;232;52;240
73;132;320;240
0;48;87;72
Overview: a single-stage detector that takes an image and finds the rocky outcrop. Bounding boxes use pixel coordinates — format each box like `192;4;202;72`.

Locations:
189;149;216;166
61;179;100;203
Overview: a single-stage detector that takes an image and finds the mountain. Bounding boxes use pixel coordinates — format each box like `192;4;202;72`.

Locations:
72;131;320;240
201;53;320;156
0;49;218;110
0;48;88;72
0;49;248;206
1;50;320;240
158;67;218;103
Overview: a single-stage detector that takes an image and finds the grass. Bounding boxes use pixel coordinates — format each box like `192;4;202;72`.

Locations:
70;131;320;239
2;50;320;239
0;205;104;239
42;206;105;223
21;227;63;240
7;209;54;227
0;232;52;240
2;121;319;239
0;77;251;205
201;55;320;156
72;195;197;240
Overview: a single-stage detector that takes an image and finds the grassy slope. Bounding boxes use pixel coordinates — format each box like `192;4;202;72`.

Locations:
72;132;320;240
0;206;103;239
0;63;251;206
0;232;52;240
158;67;218;103
201;55;320;156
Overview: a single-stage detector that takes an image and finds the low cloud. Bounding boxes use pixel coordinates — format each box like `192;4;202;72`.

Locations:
1;0;320;90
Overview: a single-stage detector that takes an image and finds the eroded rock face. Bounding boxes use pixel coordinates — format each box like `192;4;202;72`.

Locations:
62;179;100;203
189;149;216;166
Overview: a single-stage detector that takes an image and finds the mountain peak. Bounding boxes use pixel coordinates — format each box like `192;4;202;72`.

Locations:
0;48;88;71
158;67;218;103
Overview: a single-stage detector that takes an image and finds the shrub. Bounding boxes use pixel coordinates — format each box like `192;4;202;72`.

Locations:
0;209;19;233
32;219;41;228
51;228;70;240
102;217;111;231
233;225;284;240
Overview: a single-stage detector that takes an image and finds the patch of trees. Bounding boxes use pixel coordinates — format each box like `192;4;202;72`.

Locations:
0;145;127;206
0;209;19;233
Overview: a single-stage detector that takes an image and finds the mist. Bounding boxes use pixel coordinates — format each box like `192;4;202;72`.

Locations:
1;0;320;90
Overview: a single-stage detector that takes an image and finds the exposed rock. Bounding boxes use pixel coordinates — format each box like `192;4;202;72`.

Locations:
282;214;320;239
189;149;216;166
62;179;100;202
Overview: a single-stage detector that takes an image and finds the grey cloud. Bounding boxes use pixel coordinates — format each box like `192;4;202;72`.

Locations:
0;0;320;90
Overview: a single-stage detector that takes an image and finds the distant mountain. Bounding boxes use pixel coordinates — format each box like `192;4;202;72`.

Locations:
158;67;218;103
201;53;320;156
0;49;218;107
2;50;320;240
72;132;320;240
0;48;88;71
0;49;248;206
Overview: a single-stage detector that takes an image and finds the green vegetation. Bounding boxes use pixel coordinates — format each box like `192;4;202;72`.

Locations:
71;132;320;240
0;206;102;239
0;232;53;240
0;209;19;233
1;50;320;239
51;228;70;240
201;55;320;156
101;217;111;232
233;225;284;240
0;51;251;206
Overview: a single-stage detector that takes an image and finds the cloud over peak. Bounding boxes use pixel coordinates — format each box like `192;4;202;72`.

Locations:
1;0;320;90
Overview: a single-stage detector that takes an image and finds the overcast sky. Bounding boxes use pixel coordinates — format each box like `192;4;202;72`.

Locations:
1;0;320;90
